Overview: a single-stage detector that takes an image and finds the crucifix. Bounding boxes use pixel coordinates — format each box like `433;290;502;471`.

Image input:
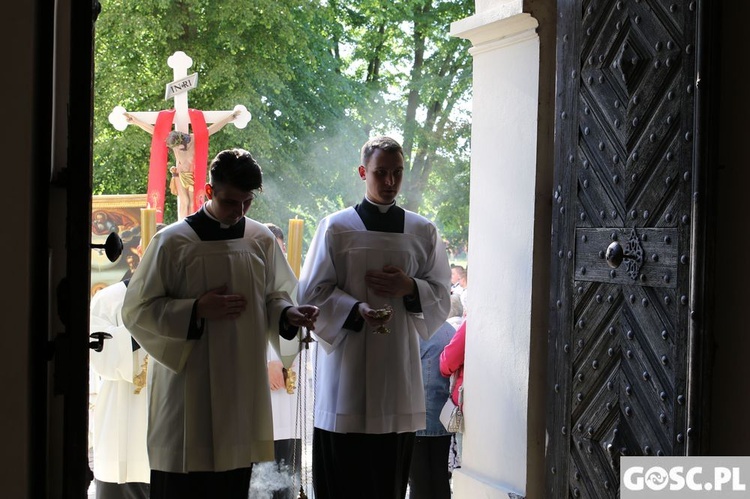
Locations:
109;51;251;221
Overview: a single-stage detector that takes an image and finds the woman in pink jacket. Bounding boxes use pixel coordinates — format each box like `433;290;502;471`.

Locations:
440;320;465;405
440;319;466;464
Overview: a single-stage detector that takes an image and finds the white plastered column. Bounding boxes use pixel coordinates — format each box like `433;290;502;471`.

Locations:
450;1;539;497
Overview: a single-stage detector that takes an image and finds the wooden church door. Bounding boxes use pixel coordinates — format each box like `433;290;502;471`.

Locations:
546;0;718;496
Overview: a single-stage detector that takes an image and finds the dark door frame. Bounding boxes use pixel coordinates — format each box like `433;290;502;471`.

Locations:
33;1;100;497
62;1;99;496
63;1;98;495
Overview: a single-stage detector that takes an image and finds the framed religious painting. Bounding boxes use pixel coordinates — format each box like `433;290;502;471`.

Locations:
90;194;148;296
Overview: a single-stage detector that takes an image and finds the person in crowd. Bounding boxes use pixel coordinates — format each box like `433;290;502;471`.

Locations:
121;148;319;499
89;223;166;499
249;222;302;499
298;136;452;498
408;320;457;499
458;266;468;317
264;223;287;254
450;264;465;296
440;319;467;466
449;264;467;322
89;278;150;499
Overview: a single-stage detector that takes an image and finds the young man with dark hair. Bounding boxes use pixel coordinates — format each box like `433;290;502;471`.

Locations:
122;148;318;499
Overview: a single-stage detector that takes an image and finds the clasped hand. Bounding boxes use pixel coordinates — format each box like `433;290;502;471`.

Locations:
196;285;247;320
364;265;415;298
267;360;285;391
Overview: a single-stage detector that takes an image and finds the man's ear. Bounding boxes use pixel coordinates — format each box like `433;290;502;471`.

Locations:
358;165;366;180
205;183;214;200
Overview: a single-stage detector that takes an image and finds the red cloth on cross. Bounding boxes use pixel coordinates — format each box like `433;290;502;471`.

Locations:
145;109;209;222
188;109;209;211
147;110;175;222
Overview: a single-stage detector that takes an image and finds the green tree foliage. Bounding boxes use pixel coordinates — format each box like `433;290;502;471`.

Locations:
94;0;364;226
93;0;472;250
332;1;473;213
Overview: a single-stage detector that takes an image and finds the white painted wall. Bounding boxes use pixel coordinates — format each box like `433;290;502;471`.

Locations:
450;2;540;497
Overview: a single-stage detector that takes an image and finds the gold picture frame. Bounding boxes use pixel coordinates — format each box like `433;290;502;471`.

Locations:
91;194;148;296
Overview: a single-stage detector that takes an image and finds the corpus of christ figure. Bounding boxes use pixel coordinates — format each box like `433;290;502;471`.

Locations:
122;109;242;220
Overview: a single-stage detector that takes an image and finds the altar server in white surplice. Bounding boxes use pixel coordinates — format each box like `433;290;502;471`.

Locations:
89;279;150;499
121;148;318;499
298;136;451;499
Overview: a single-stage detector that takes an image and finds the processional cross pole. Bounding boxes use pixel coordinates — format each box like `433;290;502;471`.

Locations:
109;51;251;221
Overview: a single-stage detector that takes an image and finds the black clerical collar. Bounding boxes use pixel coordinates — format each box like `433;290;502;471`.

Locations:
355;198;405;233
186;207;246;241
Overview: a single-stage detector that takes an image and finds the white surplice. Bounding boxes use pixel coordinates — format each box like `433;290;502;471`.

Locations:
89;280;150;484
121;216;299;473
298;207;451;434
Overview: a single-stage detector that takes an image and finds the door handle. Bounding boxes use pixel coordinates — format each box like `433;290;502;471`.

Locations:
89;332;112;352
605;241;634;269
91;231;123;262
603;228;644;280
